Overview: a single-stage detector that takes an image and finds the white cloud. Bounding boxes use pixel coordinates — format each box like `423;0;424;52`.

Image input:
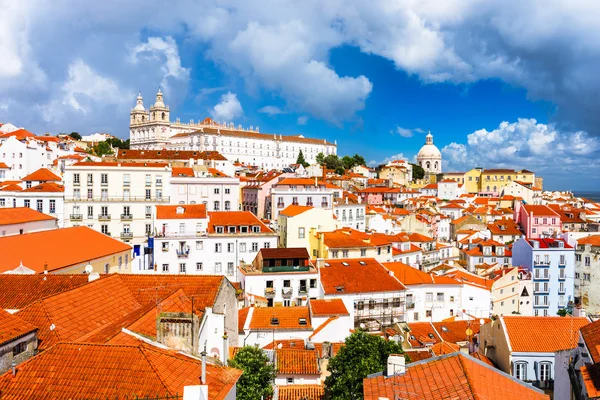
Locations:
441;118;600;179
210;92;243;122
259;105;285;115
129;36;190;93
297;116;309;125
392;126;424;138
41;59;131;123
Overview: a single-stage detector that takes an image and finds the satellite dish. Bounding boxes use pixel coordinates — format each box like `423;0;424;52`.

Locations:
398;336;404;343
360;323;366;329
50;324;56;331
479;318;485;325
277;343;283;349
84;264;93;274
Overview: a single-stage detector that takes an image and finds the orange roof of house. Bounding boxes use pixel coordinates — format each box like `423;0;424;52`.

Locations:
276;349;320;375
116;148;228;161
156;204;207;220
430;341;460;355
404;349;434;362
280;204;314;217
522;204;560;217
72;161;169;168
171;167;195;177
277;385;324;400
0;342;242;399
363;353;549;400
0;128;35;140
432;320;489;343
0;226;130;273
0;308;37;346
249;306;312;331
22;182;65;192
263;339;305;350
309;298;349;316
579;235;600;247
503;316;590;353
321;228;392;249
320;258;405;295
207;211;273;233
238;307;250;333
581;363;600;399
406;322;441;347
580;319;600;363
382;262;460;287
21;168;61;182
276;177;326;186
0;207;56;226
0;274;93;310
0;162;9;169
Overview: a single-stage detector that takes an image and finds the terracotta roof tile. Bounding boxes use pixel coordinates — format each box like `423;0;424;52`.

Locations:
320;259;405;295
522;204;560;217
116;149;228;161
207;211;273;233
72;161;169;168
579;319;600;363
404;349;434;362
503;316;590;352
238;307;250;333
579;235;600;247
280;204;314;217
22;182;65;192
432;320;488;343
363;353;549;400
277;384;324;400
0;162;9;169
156;204;208;219
171;167;195;177
0;342;242;399
276;349;320;375
263;339;305;350
581;363;600;398
249;306;312;331
0;308;37;346
309;299;349;316
21;168;61;182
0;226;130;273
0;207;56;226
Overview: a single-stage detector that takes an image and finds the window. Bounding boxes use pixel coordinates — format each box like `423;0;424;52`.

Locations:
123;174;130;186
227;243;234;253
576;254;582;262
214;201;220;211
426;310;432;317
156;189;162;200
215;262;222;273
426;293;433;303
145;189;151;200
287;377;294;384
225;201;231;211
437;293;444;302
239;242;246;252
252;242;258;251
101;173;108;185
298;227;305;239
227;262;234;275
214;188;220;194
161;264;169;273
101;188;108;201
361;249;367;257
310;279;317;289
539;362;551;381
145;174;151;186
156;175;162;187
332;250;339;258
36;200;43;212
196;241;203;250
87;206;93;218
264;242;271;249
215;243;222;253
342;250;349;258
87;174;93;185
12;342;27;356
145;205;152;218
101;225;109;235
514;362;527;380
87;188;93;199
585;256;591;267
74;188;80;199
225;188;230;194
24;199;30;208
74;173;80;184
179;263;186;273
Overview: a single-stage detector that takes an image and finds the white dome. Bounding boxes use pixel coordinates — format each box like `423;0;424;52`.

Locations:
153;88;165;108
133;92;145;111
417;144;441;159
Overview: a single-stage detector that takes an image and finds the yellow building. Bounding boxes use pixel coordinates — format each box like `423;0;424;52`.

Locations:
379;165;410;186
278;205;339;253
462;168;536;195
440;172;466;185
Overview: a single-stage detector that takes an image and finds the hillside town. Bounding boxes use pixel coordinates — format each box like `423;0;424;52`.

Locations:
0;90;599;400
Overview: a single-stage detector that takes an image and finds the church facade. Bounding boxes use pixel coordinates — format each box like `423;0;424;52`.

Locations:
416;132;442;175
129;90;337;170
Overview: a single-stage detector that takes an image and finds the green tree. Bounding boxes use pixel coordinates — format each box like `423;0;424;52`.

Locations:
316;152;325;164
69;132;82;140
410;163;425;181
342;155;356;170
323;154;341;170
93;141;114;156
106;137;130;150
229;346;275;400
352;154;366;167
325;330;405;400
296;150;309;167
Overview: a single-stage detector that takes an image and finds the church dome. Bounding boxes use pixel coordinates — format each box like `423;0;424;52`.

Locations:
133;92;145;112
417;132;441;159
153;88;165;108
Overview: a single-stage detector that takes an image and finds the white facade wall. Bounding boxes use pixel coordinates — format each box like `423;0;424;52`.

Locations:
170;176;240;211
197;308;227;360
404;284;463;323
438;181;459;200
0;218;57;236
271;188;334;221
333;204;366;232
437;218;450;241
63;164;171;244
278;208;339;250
309;315;352;343
242;272;320;306
0;192;65;227
242;329;313;349
275;374;321;386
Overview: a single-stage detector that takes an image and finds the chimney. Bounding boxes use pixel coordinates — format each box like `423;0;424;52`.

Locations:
201;348;207;385
459;346;469;355
44;262;48;274
11;360;16;377
222;333;228;366
386;354;405;377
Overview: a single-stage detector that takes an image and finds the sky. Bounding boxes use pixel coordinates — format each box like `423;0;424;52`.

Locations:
1;0;600;190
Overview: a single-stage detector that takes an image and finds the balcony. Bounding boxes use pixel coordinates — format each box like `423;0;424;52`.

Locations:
101;181;108;186
120;232;133;239
66;196;169;202
123;181;130;187
534;261;550;267
121;214;133;221
146;213;152;219
533;274;550;281
70;214;83;221
321;202;329;207
264;287;275;298
558;274;566;281
282;287;293;297
534;288;550;294
176;249;190;259
277;203;285;209
299;288;308;295
98;214;111;221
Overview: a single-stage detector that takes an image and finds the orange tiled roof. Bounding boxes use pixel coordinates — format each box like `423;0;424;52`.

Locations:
581;363;600;398
116;148;228;161
430;341;460;355
22;182;65;192
277;384;324;400
0;226;130;273
503;316;590;352
320;258;405;295
276;349;320;375
263;339;305;350
363;353;549;400
0;342;242;399
0;128;35;140
72;161;169;168
580;319;600;363
171;167;195;177
249;306;312;331
0;308;37;346
432;320;489;343
0;274;94;310
309;298;349;316
0;207;56;226
156;204;207;220
406;322;441;347
404;349;434;362
579;235;600;247
280;204;314;217
0;162;9;169
522;204;560;217
207;211;273;233
21;168;61;182
239;307;250;333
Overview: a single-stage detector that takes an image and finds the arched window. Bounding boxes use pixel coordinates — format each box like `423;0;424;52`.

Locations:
513;362;527;380
104;264;109;274
434;161;438;170
426;161;431;170
161;112;165;120
142;115;145;122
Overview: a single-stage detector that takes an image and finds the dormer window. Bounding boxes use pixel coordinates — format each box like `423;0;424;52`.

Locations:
215;226;224;234
240;226;248;233
299;318;307;326
271;318;280;326
176;206;184;214
483;246;492;256
228;226;236;234
252;226;260;233
497;247;505;256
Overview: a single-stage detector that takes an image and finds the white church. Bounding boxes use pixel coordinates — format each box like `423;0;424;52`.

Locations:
129;90;337;170
416;132;442;175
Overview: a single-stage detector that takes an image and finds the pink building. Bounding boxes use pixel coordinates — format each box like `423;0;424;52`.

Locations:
514;202;561;239
242;172;293;219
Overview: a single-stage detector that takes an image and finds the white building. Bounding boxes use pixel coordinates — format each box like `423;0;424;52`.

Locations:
129;90;336;169
63;161;171;244
512;237;575;317
333;193;366;232
269;178;335;221
437;180;462;200
239;306;314;348
170;166;240;211
574;235;600;315
147;207;278;281
0;207;57;236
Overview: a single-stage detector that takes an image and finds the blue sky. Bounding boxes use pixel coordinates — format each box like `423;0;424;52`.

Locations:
1;1;599;190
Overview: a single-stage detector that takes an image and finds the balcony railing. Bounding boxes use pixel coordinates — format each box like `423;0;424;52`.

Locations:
66;196;169;202
121;214;133;221
70;214;83;220
534;261;550;266
265;288;275;298
98;214;111;221
534;274;550;280
120;232;133;239
321;202;329;207
282;287;293;297
277;203;285;209
101;181;108;186
299;288;308;295
176;250;190;259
